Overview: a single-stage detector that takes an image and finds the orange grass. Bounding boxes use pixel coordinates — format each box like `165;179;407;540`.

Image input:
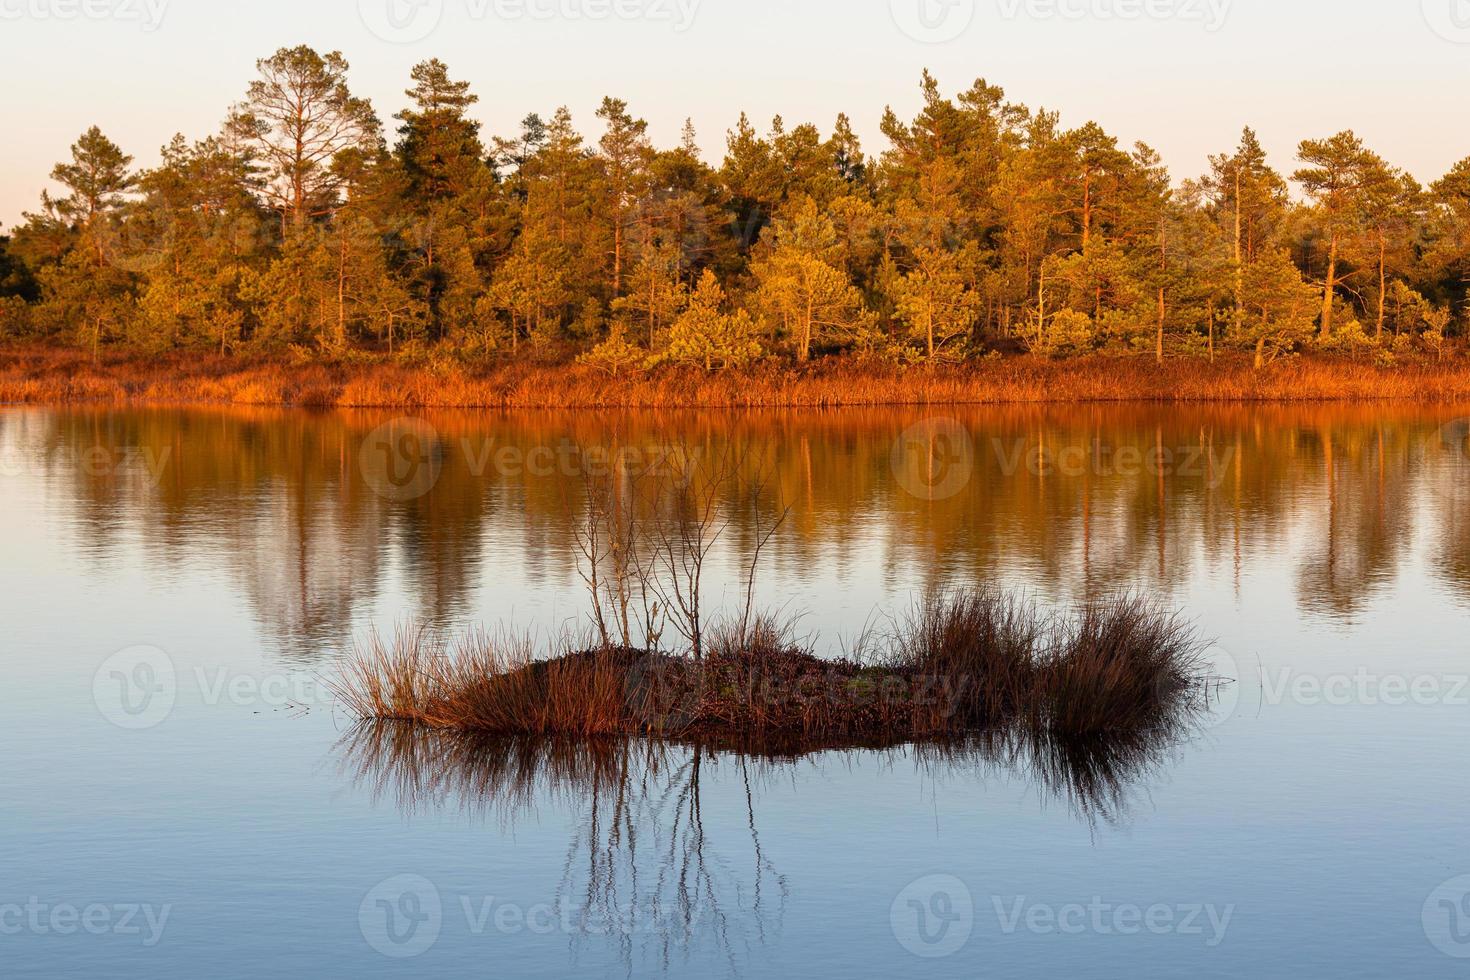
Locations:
6;344;1470;408
332;591;1216;742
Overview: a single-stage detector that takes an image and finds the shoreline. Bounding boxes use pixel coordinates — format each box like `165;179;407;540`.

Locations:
5;346;1470;409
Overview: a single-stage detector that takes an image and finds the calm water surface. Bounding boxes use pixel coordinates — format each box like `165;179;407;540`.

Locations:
3;404;1469;978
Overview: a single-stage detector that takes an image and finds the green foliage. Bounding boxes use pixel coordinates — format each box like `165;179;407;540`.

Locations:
579;319;647;376
5;60;1469;367
663;269;761;370
1237;248;1318;365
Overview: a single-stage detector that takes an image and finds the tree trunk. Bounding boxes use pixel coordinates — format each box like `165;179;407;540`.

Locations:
1233;168;1244;338
337;232;348;350
1157;223;1167;366
1156;287;1166;366
1036;266;1047;349
1081;175;1092;248
800;297;813;362
1320;233;1338;341
1375;235;1387;342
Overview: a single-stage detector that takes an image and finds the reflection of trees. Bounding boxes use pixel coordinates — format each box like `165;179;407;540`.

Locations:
1433;445;1470;603
1294;423;1420;618
338;729;789;975
13;403;1470;660
335;715;1200;973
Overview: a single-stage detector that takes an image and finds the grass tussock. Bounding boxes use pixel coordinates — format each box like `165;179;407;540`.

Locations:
333;590;1217;743
7;344;1470;408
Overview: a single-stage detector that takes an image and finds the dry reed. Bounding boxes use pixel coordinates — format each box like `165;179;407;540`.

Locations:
7;344;1470;408
332;590;1218;743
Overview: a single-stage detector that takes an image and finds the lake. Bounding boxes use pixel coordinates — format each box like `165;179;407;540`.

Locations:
3;403;1469;978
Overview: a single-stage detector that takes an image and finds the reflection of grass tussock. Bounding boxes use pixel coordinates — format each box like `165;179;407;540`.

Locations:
333;590;1216;742
338;713;1198;831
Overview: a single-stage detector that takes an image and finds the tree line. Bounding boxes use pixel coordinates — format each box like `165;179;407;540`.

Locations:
1;46;1467;369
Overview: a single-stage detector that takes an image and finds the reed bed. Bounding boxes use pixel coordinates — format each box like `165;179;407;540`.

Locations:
332;590;1216;743
6;344;1470;408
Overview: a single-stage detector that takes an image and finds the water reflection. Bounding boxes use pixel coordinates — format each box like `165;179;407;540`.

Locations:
5;404;1469;659
335;717;1201;972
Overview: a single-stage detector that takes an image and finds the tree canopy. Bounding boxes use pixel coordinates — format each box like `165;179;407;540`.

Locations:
3;47;1467;367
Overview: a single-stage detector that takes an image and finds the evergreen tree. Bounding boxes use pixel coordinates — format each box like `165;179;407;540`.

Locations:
1294;132;1376;341
228;46;380;231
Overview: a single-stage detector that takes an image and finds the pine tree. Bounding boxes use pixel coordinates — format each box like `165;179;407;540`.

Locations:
1294;132;1375;342
665;269;760;370
28;127;137;359
228;47;381;232
892;244;981;360
752;197;872;360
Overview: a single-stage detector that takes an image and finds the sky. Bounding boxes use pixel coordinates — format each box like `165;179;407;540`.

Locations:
1;0;1468;227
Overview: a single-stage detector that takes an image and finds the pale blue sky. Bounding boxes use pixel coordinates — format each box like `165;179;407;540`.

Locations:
1;0;1468;226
